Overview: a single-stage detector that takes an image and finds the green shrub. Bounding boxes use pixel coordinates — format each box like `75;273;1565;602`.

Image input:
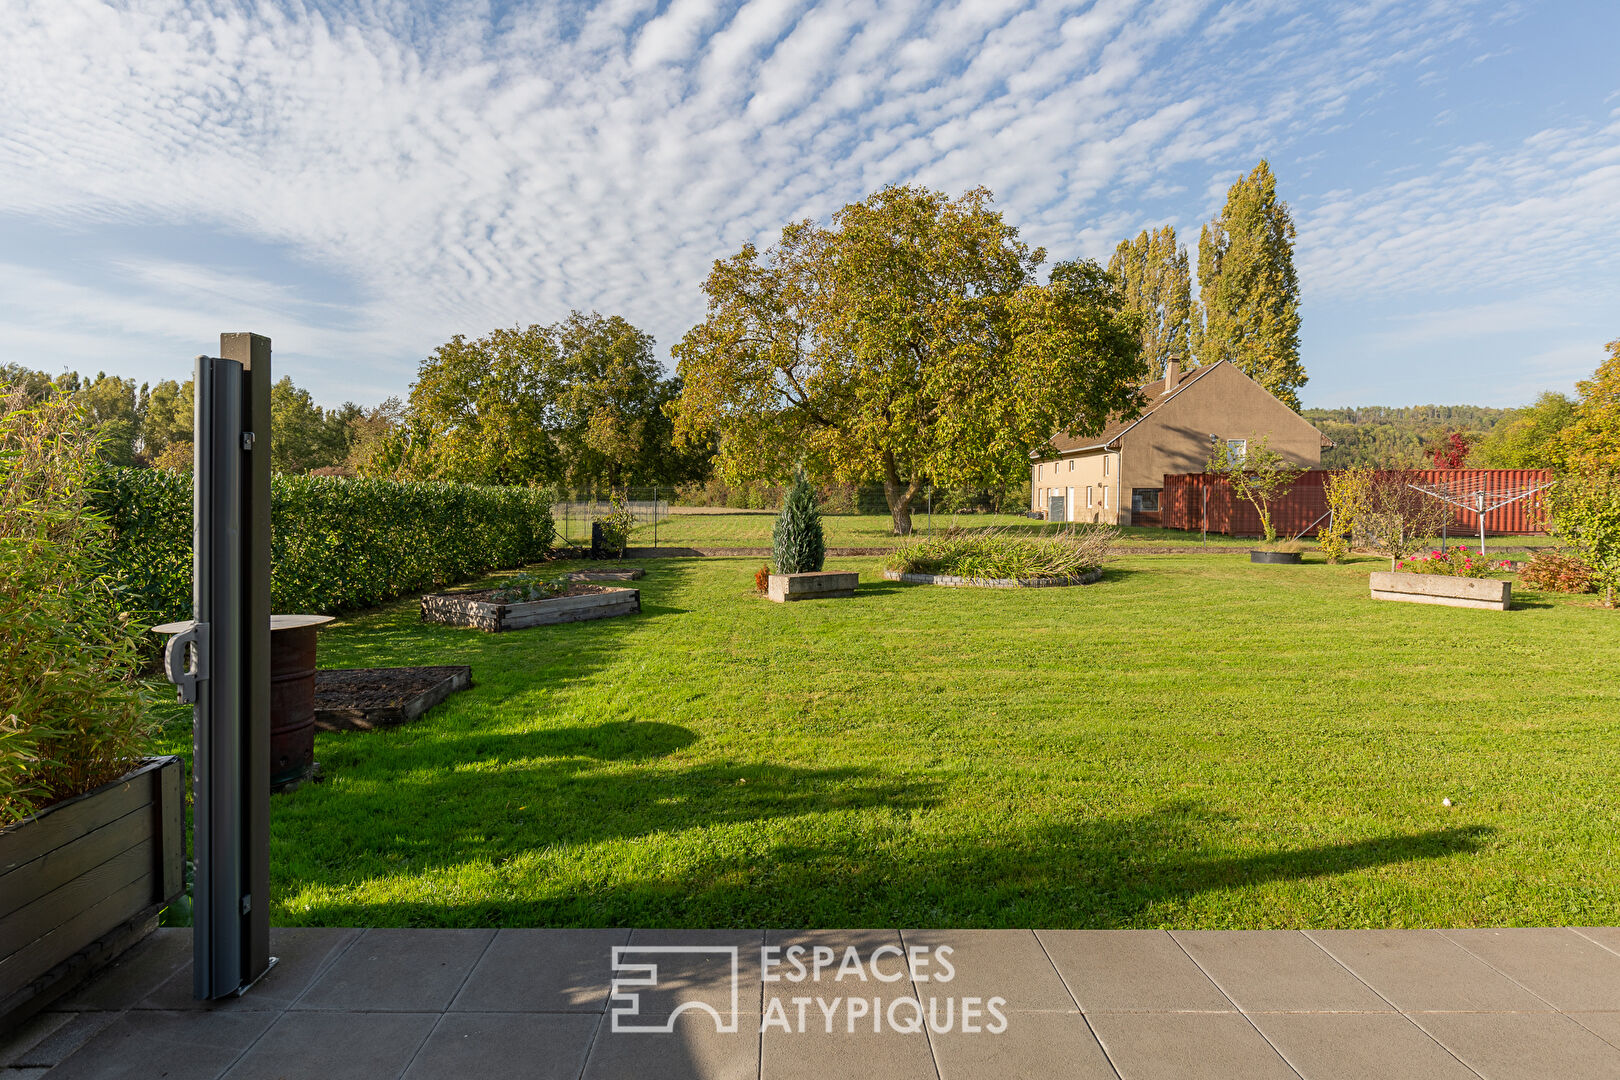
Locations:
1394;546;1514;578
93;469;557;627
593;494;636;557
886;526;1117;580
1541;470;1620;606
772;472;826;574
2;389;153;825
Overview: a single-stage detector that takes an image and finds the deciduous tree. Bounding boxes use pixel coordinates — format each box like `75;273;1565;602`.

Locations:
1472;392;1575;468
1109;225;1192;380
1559;340;1620;471
672;185;1145;534
1193;161;1305;408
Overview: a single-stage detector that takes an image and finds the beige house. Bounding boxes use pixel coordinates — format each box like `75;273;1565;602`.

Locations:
1031;359;1330;526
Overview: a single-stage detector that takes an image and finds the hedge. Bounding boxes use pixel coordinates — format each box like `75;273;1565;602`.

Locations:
93;469;557;626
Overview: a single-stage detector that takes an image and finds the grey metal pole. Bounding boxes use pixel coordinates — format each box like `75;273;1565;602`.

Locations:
191;354;244;1000
220;333;271;992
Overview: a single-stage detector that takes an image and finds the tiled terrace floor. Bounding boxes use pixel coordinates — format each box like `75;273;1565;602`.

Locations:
6;927;1620;1079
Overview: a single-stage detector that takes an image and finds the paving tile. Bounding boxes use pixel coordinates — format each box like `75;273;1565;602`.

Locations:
1;1012;118;1069
1575;926;1620;959
2;1068;50;1078
1412;1011;1620;1080
929;1011;1115;1080
1444;928;1620;1010
1171;930;1390;1013
53;929;193;1011
900;929;1075;1011
1251;1011;1476;1080
0;1010;73;1067
221;1010;437;1080
141;928;363;1012
44;1009;277;1080
614;929;765;1027
1567;1011;1620;1051
1037;930;1232;1013
452;928;628;1013
401;1012;599;1080
1087;1011;1297;1079
765;929;920;1007
293;928;494;1012
583;1014;758;1080
762;1023;936;1080
1306;929;1550;1013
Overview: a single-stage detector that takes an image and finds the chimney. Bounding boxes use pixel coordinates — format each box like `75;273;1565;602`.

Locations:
1162;358;1181;394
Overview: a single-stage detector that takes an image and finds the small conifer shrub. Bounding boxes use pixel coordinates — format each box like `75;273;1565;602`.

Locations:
772;471;826;574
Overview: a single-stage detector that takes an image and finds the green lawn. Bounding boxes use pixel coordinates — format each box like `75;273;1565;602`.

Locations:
639;512;1215;548
155;552;1618;930
635;511;1554;551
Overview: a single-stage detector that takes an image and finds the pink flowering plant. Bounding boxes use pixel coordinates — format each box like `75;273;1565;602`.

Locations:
1393;546;1514;579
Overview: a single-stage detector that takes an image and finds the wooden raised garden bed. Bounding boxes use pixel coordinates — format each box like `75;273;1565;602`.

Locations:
1;756;185;1027
314;666;473;731
1369;571;1511;611
563;568;644;582
421;584;640;632
882;568;1103;588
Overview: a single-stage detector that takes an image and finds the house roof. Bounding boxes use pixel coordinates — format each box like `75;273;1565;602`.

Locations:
1035;360;1334;458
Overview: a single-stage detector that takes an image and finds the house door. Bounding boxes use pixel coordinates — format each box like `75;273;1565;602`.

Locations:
1066;487;1075;522
1048;492;1065;521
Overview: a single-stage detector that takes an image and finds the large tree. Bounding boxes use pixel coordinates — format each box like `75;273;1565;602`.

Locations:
1108;225;1192;380
1559;339;1620;470
1193;160;1305;408
387;313;701;488
672;184;1146;534
1473;391;1576;468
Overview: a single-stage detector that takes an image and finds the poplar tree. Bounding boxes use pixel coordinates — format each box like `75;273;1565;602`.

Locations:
1193;161;1305;409
1108;225;1191;380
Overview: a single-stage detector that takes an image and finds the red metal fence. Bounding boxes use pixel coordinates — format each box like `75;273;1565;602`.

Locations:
1161;469;1552;538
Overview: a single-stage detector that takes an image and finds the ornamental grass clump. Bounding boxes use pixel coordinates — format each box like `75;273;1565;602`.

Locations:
1;387;153;826
772;471;826;574
886;526;1117;580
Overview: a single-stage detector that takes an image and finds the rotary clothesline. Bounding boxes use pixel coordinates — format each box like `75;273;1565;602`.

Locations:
1406;476;1553;553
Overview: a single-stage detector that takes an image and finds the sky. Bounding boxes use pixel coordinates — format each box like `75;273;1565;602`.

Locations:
2;0;1617;411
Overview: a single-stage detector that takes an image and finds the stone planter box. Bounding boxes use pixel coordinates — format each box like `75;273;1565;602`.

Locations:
882;568;1103;588
422;587;640;632
1;756;185;1027
1370;571;1511;611
767;571;858;602
1250;550;1303;564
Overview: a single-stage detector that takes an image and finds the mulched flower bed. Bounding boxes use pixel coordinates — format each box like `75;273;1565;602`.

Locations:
313;666;472;731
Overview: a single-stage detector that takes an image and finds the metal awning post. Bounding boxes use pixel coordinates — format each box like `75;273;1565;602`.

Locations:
172;334;273;1001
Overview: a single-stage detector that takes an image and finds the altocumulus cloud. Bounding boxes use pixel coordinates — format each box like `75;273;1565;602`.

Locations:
0;0;1615;404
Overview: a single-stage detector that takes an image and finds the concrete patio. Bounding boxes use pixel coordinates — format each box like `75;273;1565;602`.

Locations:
6;926;1620;1079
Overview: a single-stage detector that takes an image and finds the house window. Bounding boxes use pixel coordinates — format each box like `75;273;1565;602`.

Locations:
1103;455;1110;476
1102;485;1108;509
1132;488;1161;513
1068;459;1074;472
1087;487;1094;508
1226;439;1247;463
1037;464;1043;480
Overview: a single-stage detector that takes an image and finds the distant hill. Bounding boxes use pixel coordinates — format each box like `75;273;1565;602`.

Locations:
1302;405;1512;468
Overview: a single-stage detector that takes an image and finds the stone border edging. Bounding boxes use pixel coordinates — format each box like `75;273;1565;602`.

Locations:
881;568;1103;588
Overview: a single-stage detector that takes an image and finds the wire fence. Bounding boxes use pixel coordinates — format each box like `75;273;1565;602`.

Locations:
551;487;672;547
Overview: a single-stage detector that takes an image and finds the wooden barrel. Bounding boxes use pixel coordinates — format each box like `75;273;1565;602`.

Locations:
269;623;318;790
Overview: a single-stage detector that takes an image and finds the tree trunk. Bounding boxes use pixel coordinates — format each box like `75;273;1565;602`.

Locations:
880;450;920;535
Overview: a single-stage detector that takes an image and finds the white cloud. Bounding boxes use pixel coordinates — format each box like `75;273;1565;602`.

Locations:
0;0;1610;409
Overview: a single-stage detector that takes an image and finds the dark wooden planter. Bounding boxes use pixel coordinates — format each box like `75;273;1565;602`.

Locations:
421;587;641;632
0;756;185;1027
1250;550;1303;564
314;666;473;731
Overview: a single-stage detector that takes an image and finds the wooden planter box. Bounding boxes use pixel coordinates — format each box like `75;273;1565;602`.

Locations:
314;666;473;731
421;587;641;632
1;756;185;1027
767;571;858;602
1370;571;1511;611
